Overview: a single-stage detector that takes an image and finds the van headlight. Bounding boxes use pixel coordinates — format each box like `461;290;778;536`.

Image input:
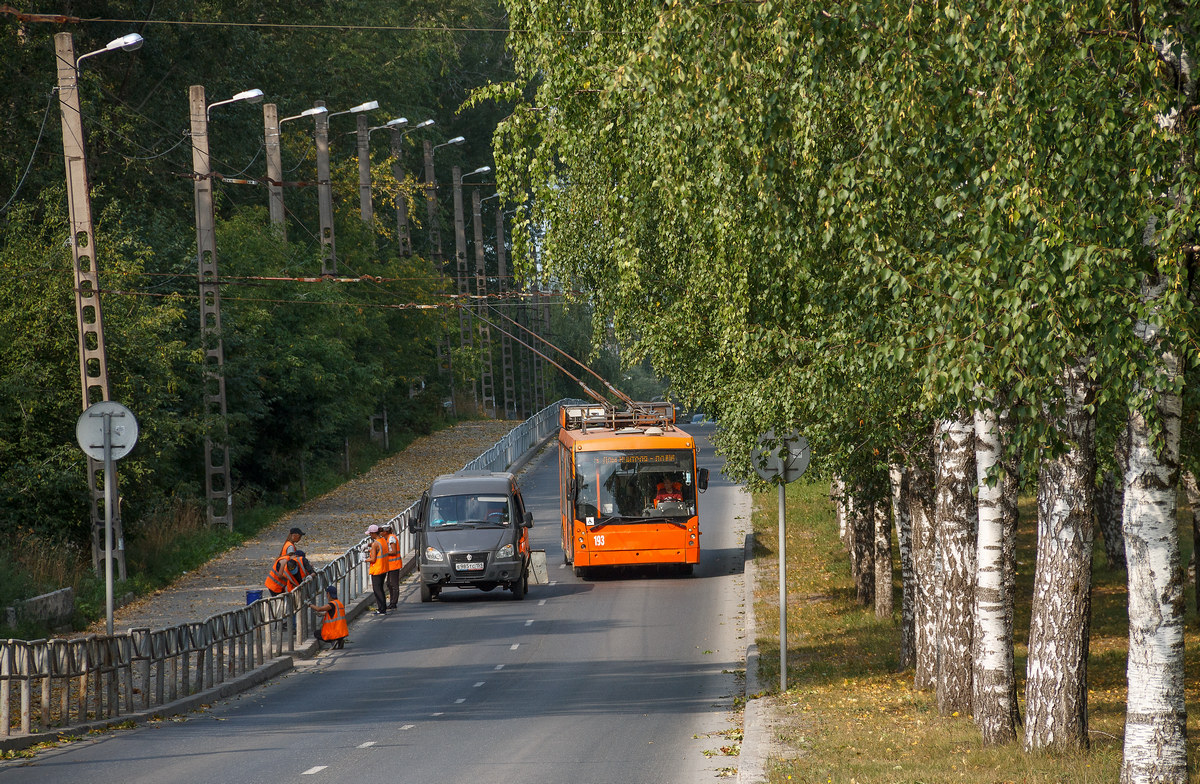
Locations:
496;543;514;558
424;546;445;562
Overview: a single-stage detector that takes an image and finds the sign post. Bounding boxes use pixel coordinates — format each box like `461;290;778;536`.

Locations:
751;429;810;691
76;401;138;635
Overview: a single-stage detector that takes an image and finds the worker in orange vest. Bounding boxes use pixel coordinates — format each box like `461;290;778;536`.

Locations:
265;553;306;595
280;526;315;575
382;521;403;609
366;524;388;615
309;585;348;649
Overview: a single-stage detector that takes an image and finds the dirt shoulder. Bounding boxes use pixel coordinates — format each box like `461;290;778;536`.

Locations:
82;420;522;635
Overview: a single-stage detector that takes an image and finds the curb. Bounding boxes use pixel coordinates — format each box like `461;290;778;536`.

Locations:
738;529;769;784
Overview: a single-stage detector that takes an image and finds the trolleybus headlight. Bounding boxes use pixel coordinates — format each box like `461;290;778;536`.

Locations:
424;546;445;562
496;543;514;558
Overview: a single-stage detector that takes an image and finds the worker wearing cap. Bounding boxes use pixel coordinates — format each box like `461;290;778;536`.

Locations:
309;585;348;649
366;524;388;615
383;521;403;609
281;527;305;558
280;526;315;575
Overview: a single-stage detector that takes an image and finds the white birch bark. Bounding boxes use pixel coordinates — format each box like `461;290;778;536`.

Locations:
1025;361;1096;751
1121;278;1187;783
889;463;913;657
972;403;1016;745
1096;431;1129;570
934;414;976;716
1120;21;1193;776
874;496;893;619
849;485;875;607
907;446;938;691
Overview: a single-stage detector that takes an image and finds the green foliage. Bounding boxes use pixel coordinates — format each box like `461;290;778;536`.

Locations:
0;0;518;600
493;0;1199;488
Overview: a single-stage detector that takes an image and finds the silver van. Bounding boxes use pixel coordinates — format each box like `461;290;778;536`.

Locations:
413;470;533;601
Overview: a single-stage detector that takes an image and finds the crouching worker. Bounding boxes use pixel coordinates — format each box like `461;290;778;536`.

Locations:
309;585;348;649
265;553;307;595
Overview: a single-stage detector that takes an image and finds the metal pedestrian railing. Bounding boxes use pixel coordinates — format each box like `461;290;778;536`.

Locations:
1;402;573;740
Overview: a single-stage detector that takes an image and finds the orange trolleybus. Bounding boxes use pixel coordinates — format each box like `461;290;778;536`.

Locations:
558;403;709;577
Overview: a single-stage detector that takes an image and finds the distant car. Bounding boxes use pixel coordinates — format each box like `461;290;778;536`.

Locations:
690;413;707;424
413;470;533;601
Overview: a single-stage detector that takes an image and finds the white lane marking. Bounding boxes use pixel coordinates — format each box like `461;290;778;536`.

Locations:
474;681;485;688
455;698;466;704
432;712;444;716
302;766;328;775
494;664;505;671
400;724;415;730
549;580;558;586
557;563;565;569
357;741;376;748
525;619;534;626
510;643;520;650
538;599;546;606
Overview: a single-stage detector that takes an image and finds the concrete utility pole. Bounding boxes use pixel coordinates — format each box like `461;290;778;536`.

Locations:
190;84;234;529
263;103;285;238
495;205;516;418
190;84;262;528
55;31;133;578
423;140;441;263
452;166;473;369
314;101;336;275
356;114;373;222
390;126;412;255
472;187;496;417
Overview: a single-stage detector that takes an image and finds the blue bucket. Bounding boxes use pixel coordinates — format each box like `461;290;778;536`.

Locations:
246;589;264;605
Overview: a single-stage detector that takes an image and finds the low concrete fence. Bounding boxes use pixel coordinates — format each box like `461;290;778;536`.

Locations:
1;402;572;741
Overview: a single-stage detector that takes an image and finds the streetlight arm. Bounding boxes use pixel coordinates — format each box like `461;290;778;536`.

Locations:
328;99;379;119
434;135;465;150
207;88;264;120
279;106;328;125
75;33;143;65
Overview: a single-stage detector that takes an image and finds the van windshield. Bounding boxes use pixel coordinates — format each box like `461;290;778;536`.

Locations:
428;494;511;528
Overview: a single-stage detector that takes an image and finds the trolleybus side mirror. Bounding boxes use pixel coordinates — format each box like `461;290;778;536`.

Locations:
698;468;710;492
524;511;534;528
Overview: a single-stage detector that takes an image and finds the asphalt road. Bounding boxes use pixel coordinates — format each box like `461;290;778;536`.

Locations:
0;424;750;784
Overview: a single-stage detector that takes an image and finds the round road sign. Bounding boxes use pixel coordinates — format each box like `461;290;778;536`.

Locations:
76;401;139;462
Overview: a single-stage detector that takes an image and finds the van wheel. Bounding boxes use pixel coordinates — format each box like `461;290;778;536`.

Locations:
511;571;527;600
420;582;434;603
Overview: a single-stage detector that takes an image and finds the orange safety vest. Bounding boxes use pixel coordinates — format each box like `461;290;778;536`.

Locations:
265;555;304;593
385;531;402;571
280;539;298;559
319;599;348;641
368;539;388;576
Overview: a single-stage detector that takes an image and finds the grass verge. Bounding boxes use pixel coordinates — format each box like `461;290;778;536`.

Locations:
751;480;1200;783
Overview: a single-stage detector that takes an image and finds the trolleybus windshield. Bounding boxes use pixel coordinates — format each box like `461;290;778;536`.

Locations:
574;449;697;523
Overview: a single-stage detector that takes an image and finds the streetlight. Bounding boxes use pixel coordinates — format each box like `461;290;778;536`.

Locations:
424;135;465;262
465;167;496;415
315;100;378;273
190;85;263;533
356;115;406;223
481;191;515;417
208;88;263;119
264;105;330;238
54;29;143;630
392;119;435;256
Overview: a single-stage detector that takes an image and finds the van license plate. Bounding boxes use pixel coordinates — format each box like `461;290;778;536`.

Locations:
455;562;485;571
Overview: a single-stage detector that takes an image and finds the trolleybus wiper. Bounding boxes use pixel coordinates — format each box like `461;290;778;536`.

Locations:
634;516;688;529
